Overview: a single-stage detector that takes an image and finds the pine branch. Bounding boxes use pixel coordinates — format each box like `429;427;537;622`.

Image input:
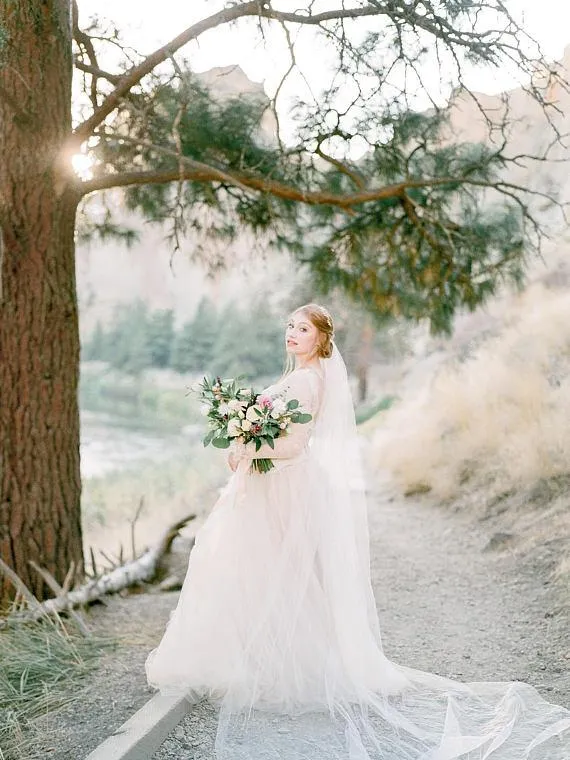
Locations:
72;3;399;145
315;135;366;190
72;0;104;108
80;155;555;218
72;2;262;143
74;59;121;86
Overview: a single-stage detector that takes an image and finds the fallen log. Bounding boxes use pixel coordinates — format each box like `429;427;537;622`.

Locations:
0;513;196;624
29;559;91;636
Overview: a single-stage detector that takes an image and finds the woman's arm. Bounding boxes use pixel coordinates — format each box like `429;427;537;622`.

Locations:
234;370;322;461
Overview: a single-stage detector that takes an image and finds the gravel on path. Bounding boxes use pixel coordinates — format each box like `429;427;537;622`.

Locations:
26;478;567;759
29;591;179;760
151;477;569;759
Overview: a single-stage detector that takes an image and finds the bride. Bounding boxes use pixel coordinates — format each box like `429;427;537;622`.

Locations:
146;303;570;759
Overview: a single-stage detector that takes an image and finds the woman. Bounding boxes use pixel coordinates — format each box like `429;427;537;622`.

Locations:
146;303;570;759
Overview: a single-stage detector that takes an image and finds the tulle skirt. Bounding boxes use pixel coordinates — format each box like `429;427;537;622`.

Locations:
146;454;570;759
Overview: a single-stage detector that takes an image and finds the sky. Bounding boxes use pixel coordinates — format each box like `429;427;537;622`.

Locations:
78;0;570;87
75;0;570;155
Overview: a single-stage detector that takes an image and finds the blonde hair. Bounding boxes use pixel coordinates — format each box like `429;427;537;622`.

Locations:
282;303;335;376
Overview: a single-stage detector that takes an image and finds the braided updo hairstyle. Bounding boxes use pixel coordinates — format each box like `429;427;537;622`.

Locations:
293;303;335;359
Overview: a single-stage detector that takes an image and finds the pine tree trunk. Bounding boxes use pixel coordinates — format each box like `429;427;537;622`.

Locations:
356;320;374;403
0;1;83;603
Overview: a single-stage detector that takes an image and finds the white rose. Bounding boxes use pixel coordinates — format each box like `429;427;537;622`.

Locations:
245;405;261;422
272;399;287;415
227;399;241;412
279;422;287;429
200;404;210;417
227;418;242;437
241;419;252;432
218;402;229;416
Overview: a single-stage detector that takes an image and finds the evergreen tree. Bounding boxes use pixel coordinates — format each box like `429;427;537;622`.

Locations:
238;300;285;379
210;302;248;379
210;300;284;380
187;297;220;374
106;300;152;376
82;321;106;361
171;319;196;374
148;309;175;368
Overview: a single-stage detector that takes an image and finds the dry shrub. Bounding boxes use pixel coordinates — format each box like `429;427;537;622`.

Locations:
373;284;570;500
82;446;226;568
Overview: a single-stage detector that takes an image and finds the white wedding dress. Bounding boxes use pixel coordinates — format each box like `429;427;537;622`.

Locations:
146;346;570;759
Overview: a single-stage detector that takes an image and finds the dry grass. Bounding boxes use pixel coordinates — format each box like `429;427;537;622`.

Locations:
370;280;570;586
82;446;226;569
373;284;570;500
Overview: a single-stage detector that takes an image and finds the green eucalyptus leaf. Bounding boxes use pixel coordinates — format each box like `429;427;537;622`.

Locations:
203;430;216;447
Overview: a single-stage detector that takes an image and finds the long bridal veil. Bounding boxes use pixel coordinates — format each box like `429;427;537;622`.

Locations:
162;344;570;759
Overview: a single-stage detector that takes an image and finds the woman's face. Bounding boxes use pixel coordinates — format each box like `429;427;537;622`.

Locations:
285;311;319;358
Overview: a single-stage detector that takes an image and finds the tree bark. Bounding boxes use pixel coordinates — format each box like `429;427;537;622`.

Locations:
0;1;83;603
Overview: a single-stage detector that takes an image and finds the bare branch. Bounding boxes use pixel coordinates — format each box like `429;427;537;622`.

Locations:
80;144;555;220
73;0;103;108
315;137;366;190
29;560;91;636
74;59;121;85
72;2;261;143
72;3;405;145
0;557;44;612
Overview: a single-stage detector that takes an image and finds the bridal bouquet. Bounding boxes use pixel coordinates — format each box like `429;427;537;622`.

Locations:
191;376;312;474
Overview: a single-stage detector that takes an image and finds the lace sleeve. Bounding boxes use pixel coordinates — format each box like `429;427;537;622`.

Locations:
236;369;322;461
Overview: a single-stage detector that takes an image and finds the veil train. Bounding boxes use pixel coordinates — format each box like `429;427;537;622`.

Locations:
148;344;570;759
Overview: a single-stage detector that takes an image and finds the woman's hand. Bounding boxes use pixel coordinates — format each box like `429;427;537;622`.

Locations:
228;450;240;472
228;441;247;472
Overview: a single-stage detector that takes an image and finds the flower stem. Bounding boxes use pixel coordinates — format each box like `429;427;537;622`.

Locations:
250;458;274;474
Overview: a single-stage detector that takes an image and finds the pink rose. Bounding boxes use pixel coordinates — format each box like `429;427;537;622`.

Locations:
257;395;273;409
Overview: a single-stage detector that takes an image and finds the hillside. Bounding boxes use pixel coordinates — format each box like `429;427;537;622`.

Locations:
367;48;570;589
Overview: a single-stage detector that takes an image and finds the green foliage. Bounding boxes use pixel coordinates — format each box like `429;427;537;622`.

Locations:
182;297;220;374
148;309;175;368
79;367;199;432
355;395;398;426
170;319;195;374
210;300;284;380
82;321;106;361
100;88;532;334
96;76;300;252
103;300;152;376
83;297;286;382
305;110;529;334
77;2;553;334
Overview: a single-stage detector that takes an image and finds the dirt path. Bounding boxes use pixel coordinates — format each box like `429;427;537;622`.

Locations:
152;476;569;759
32;479;568;759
